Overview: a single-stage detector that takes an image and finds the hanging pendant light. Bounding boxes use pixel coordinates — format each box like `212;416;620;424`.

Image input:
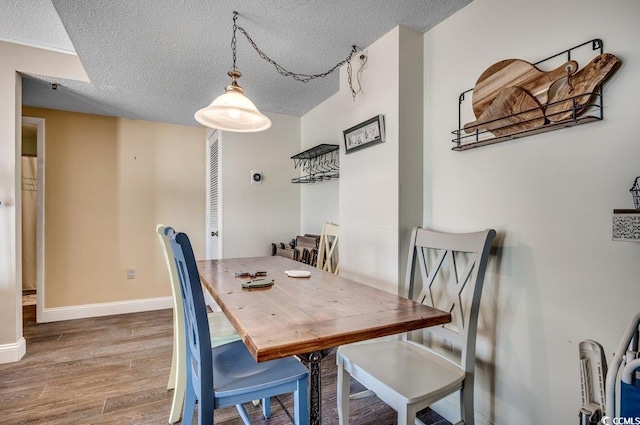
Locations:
194;13;271;132
195;69;271;132
195;11;361;132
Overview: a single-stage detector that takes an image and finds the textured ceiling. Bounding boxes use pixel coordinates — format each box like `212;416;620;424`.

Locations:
6;0;472;127
0;0;74;53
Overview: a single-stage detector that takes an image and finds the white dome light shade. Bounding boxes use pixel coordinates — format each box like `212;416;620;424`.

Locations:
194;84;271;133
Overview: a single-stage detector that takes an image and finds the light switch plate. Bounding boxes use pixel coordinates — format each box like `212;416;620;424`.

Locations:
251;170;262;185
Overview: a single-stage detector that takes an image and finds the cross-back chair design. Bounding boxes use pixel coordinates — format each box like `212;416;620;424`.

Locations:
169;230;309;425
336;227;496;425
156;225;242;423
317;222;339;274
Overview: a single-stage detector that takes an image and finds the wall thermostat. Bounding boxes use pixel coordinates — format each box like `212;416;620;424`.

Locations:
251;170;262;185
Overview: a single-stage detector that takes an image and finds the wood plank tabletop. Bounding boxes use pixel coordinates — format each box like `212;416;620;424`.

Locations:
197;256;451;362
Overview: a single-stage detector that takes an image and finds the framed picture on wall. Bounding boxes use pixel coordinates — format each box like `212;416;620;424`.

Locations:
343;114;385;154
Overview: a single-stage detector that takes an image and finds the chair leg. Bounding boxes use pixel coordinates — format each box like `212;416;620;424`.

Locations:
166;337;179;422
294;375;308;425
236;404;251;425
181;387;196;425
460;381;474;425
262;397;271;418
397;404;418;425
168;367;185;423
336;357;350;425
168;318;186;424
198;396;214;425
168;326;178;390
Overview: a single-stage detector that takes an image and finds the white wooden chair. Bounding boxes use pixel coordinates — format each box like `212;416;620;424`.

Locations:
336;227;496;425
156;225;241;424
317;222;339;274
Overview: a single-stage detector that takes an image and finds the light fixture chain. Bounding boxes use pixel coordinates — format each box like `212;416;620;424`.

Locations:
231;12;238;71
346;53;367;100
233;16;358;84
347;59;353;94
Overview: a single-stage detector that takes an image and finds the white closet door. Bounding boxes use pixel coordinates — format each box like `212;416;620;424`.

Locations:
206;129;222;260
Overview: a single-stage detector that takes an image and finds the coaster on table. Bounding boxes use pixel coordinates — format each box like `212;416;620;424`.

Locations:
241;278;274;289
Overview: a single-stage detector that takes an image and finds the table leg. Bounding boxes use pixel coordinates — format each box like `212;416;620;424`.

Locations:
299;349;333;425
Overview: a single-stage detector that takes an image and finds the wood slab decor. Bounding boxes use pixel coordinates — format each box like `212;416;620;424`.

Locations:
546;53;621;122
464;86;545;136
470;59;578;118
463;48;621;139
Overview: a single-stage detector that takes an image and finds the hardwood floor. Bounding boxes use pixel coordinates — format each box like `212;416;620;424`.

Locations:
0;307;451;425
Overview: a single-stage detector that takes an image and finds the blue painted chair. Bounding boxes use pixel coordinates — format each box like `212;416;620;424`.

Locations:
156;225;242;423
169;230;309;425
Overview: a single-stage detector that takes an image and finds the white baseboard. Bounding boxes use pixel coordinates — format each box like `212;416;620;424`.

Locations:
0;337;26;364
39;296;173;323
430;395;494;425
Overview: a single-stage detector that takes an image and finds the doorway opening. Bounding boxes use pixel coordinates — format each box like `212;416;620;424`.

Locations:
21;117;45;325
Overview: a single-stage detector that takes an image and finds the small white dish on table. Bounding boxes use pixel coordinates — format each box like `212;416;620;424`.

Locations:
285;270;311;278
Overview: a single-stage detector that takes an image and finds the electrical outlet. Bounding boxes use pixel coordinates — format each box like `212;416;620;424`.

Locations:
440;337;453;351
127;269;135;279
357;49;368;64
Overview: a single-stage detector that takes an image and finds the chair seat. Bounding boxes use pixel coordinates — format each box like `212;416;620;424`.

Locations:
208;311;241;347
213;340;309;399
338;340;465;404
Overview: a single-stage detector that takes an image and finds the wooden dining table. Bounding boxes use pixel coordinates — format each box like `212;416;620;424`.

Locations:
197;255;451;425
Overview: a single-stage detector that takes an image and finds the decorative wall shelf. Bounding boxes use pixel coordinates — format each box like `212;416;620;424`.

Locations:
612;209;640;242
451;39;618;151
291;144;339;184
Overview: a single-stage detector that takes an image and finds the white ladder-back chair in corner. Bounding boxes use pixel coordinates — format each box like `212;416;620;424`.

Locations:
317;222;339;274
156;225;241;424
336;227;496;425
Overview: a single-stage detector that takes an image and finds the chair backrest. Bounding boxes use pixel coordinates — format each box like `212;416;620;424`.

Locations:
403;227;496;373
169;231;214;402
317;222;339;274
156;225;185;326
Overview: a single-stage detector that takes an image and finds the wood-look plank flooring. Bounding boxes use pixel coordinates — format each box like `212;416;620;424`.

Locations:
0;307;451;425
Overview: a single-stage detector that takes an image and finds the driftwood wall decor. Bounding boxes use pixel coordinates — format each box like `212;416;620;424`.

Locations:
452;39;621;151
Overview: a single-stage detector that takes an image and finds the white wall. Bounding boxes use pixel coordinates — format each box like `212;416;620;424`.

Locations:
339;26;425;292
300;27;424;294
338;28;401;292
20;107;205;311
424;0;640;423
0;41;88;361
397;28;424;288
220;112;301;258
300;94;340;235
